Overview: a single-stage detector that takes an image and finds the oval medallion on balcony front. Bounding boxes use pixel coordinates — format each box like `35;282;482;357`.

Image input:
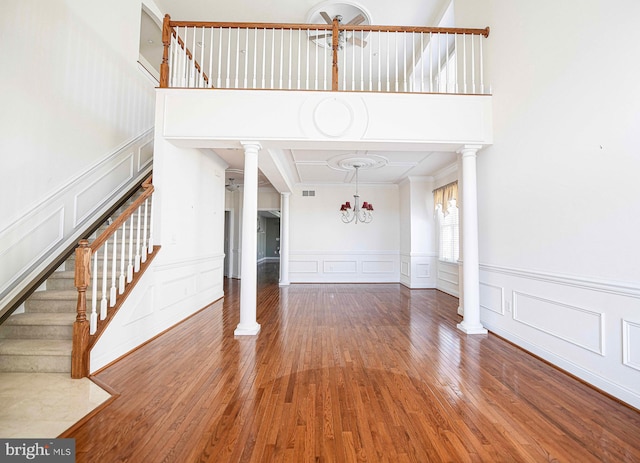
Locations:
313;97;354;137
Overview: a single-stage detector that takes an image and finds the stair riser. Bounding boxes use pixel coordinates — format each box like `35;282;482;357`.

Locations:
0;355;70;373
0;325;72;340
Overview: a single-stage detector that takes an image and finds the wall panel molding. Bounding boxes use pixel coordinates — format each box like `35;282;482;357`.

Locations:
479;282;504;315
290;251;399;283
0;129;154;316
513;291;605;355
623;319;640;372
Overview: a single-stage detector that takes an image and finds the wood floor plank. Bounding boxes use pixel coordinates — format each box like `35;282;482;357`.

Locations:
65;263;640;462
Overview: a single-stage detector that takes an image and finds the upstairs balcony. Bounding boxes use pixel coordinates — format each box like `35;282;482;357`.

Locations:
155;14;492;157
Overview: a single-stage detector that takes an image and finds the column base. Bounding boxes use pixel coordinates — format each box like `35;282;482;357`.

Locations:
234;323;261;336
456;322;487;335
279;279;290;287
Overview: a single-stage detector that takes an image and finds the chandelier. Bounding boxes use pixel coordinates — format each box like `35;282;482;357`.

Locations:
339;164;373;224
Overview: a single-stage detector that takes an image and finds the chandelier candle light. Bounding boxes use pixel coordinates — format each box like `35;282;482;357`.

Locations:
340;164;373;224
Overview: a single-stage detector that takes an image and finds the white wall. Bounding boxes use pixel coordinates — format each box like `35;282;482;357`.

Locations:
399;177;438;288
0;0;156;312
289;184;400;283
91;118;228;372
456;0;640;408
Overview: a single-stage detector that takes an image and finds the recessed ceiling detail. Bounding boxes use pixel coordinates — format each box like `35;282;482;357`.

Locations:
327;153;388;171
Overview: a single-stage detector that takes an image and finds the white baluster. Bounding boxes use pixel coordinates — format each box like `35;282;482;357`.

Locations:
288;28;292;89
359;29;363;90
352;37;356;90
148;193;154;255
479;34;484;93
200;27;205;88
90;252;98;335
420;32;424;92
368;31;372;91
253;28;258;88
235;28;240;88
315;31;319;90
394;32;398;92
437;33;442;92
226;27;231;88
262;28;267;89
208;26;214;89
100;243;108;320
297;29;301;89
453;34;458;93
444;33;448;93
386;32;390;92
269;29;276;88
323;37;327;90
110;234;117;307
410;32;415;92
463;34;467;94
377;32;381;92
429;32;433;92
119;223;126;294
403;31;407;92
471;34;476;93
142;198;149;264
217;28;222;88
191;26;197;87
279;29;284;89
127;216;134;283
305;29;310;90
134;205;141;272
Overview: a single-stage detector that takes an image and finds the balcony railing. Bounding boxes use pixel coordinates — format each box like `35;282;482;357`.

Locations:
160;15;490;94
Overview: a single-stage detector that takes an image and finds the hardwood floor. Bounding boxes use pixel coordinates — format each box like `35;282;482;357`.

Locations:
65;263;640;462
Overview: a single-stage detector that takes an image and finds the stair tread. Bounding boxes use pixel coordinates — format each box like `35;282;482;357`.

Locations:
0;339;72;356
29;290;78;300
3;313;76;326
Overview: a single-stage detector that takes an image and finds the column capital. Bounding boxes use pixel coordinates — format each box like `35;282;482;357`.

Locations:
457;144;483;156
241;141;262;153
281;191;291;198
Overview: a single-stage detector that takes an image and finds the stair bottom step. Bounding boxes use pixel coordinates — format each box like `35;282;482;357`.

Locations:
0;340;72;373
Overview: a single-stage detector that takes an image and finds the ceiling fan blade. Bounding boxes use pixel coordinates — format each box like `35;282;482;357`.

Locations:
320;11;333;24
313;33;333;39
346;14;365;26
348;36;368;47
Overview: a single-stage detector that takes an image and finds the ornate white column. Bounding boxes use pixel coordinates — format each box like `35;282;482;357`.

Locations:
235;142;261;336
279;192;290;286
457;145;487;335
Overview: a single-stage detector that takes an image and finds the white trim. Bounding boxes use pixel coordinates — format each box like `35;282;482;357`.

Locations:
480;263;640;299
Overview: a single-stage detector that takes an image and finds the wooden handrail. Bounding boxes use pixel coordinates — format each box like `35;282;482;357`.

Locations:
90;177;154;252
168;20;490;37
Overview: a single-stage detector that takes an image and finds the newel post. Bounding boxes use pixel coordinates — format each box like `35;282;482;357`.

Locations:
331;17;340;91
160;14;171;88
71;240;92;378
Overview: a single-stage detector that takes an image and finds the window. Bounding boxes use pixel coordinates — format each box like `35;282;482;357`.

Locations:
433;181;459;263
437;200;459;262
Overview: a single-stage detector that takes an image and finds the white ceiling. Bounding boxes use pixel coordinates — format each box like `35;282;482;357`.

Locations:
146;0;455;189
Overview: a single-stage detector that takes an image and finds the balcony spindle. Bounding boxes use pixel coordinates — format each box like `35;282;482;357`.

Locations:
142;199;148;264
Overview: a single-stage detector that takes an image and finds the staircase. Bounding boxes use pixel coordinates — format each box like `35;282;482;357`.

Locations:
0;192;149;374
